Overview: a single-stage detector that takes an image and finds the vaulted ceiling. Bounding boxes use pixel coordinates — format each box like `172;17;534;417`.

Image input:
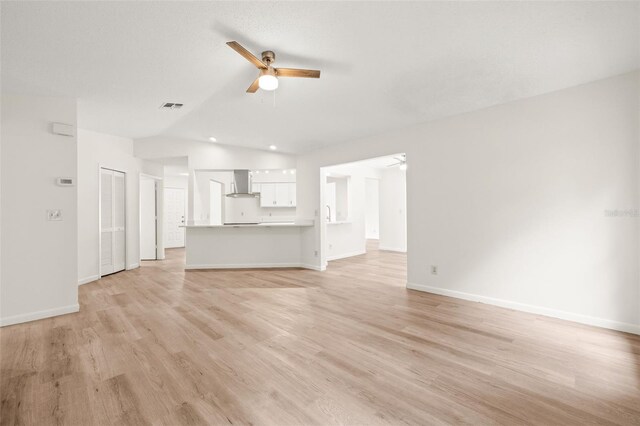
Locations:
2;1;638;152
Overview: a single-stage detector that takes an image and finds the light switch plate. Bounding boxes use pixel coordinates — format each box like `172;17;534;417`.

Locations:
47;209;62;221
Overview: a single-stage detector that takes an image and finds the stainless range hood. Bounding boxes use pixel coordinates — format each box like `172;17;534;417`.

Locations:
226;170;258;198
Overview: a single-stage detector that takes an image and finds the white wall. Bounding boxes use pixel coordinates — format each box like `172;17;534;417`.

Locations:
1;94;78;326
77;129;157;284
365;178;380;239
164;173;188;190
379;168;407;252
298;71;640;333
134;136;296;170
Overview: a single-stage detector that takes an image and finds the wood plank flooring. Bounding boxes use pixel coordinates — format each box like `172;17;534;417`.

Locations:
2;241;640;425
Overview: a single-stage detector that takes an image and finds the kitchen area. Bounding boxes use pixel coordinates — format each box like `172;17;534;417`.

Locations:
182;168;314;269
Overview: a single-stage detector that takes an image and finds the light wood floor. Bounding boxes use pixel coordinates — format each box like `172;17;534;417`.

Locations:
2;241;640;425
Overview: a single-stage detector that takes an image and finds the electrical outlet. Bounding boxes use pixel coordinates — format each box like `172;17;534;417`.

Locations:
431;265;438;275
47;209;62;221
314;250;318;257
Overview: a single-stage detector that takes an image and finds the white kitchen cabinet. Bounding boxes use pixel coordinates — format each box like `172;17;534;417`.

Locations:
287;183;296;207
275;183;289;207
259;183;276;207
252;183;261;194
257;182;296;208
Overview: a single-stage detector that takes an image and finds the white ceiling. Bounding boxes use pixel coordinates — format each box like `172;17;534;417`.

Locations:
2;2;638;153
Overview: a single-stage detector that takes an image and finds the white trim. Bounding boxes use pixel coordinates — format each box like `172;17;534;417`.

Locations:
327;250;366;261
378;245;406;253
78;275;100;285
0;304;80;327
127;262;140;270
407;282;640;335
139;173;164;262
140;172;163;180
300;263;326;271
186;263;315;270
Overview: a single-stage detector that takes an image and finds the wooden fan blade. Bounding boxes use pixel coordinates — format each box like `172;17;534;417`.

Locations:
276;68;321;78
246;78;260;93
226;41;267;69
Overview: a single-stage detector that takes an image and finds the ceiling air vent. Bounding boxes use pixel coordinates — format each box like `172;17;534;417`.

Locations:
159;102;184;110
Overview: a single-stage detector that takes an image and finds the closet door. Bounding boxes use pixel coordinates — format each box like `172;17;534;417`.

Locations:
112;171;126;272
100;168;126;276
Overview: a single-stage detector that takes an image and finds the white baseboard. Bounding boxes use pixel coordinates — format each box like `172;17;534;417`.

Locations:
407;282;640;335
78;275;100;286
186;262;306;270
300;263;326;271
378;245;407;253
327;250;366;261
126;263;140;270
0;304;80;327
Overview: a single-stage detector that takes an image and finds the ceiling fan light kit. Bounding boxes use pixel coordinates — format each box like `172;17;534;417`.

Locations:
226;41;320;94
259;67;278;91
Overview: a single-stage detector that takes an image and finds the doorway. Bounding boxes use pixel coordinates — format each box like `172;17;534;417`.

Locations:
100;167;126;276
321;154;407;269
164;187;186;248
140;175;158;260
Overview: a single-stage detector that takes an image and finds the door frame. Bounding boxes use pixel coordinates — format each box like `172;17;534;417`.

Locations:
139;173;163;261
209;179;225;225
164;186;187;248
98;165;127;278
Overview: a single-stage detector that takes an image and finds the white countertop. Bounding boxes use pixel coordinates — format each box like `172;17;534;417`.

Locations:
183;220;314;228
327;220;352;225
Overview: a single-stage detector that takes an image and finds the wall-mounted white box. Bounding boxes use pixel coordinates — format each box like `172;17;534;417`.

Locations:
56;177;75;186
51;122;75;137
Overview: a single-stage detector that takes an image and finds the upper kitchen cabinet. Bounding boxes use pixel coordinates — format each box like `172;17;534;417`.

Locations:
253;169;297;208
259;182;296;207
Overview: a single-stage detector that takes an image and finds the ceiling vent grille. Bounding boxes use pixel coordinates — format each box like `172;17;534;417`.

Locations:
159;102;184;110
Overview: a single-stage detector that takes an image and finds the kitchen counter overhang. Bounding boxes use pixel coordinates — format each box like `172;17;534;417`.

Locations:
182;220;314;228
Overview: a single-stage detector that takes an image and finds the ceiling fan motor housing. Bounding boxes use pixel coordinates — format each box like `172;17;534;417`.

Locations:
261;51;276;65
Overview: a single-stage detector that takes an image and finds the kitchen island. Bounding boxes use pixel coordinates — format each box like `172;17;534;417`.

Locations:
183;220;315;270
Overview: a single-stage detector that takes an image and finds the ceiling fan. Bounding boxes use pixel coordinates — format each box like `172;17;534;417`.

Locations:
387;154;408;170
226;41;321;93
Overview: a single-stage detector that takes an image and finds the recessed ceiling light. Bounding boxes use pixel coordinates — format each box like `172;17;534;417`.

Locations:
265;170;270;174
255;170;260;174
269;145;277;150
209;136;217;142
291;170;296;175
282;170;287;174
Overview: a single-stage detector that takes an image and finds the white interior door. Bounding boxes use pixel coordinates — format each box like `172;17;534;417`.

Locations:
101;168;126;276
140;176;157;260
164;187;185;248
